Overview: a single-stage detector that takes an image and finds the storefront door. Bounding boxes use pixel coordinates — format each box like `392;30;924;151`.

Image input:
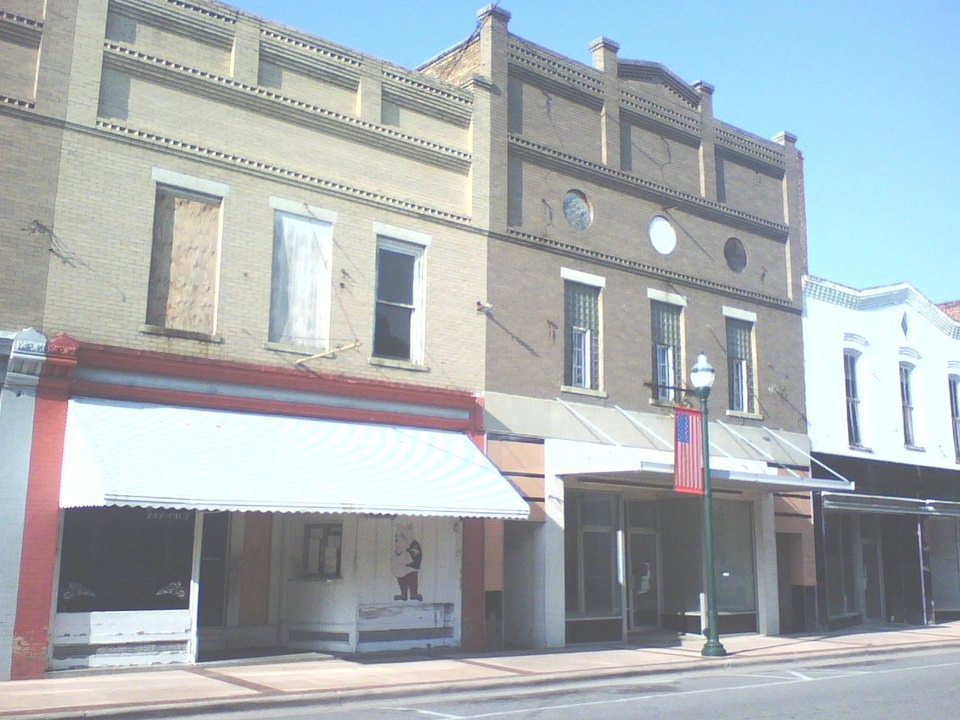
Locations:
627;529;659;630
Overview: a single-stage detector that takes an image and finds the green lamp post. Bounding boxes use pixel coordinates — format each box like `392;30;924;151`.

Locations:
690;352;727;657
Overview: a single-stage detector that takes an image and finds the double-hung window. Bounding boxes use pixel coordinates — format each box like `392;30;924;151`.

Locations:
843;350;862;446
373;234;425;363
950;376;960;462
146;175;226;336
900;362;916;446
563;270;603;391
651;300;682;402
725;314;756;413
268;204;334;347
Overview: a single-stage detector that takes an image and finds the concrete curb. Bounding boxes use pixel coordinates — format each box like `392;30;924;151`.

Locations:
17;638;960;720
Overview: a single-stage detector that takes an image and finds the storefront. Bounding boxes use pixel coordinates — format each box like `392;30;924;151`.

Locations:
488;393;848;649
5;338;529;676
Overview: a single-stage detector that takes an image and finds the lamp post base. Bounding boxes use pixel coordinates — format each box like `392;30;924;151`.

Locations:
701;638;727;657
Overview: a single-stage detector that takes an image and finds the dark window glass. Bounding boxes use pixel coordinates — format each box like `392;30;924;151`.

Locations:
58;508;194;613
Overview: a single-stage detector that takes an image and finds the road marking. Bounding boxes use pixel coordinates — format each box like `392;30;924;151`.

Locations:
386;708;465;719
411;658;960;719
787;670;813;680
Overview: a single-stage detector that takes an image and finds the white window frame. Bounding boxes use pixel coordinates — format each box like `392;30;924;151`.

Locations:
373;234;427;365
723;307;757;415
843;350;862;446
649;292;685;403
561;268;605;394
900;362;917;447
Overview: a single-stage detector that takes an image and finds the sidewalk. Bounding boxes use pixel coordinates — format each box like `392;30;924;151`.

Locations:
3;622;959;719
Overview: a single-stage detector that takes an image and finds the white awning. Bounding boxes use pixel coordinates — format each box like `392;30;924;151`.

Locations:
60;398;529;519
822;492;960;518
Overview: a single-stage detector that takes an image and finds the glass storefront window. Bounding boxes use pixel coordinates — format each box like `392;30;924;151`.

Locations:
825;511;858;617
713;499;757;612
58;507;195;613
565;493;621;618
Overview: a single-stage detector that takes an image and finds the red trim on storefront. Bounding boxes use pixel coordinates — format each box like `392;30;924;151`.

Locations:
460;518;485;652
76;343;479;422
11;335;77;680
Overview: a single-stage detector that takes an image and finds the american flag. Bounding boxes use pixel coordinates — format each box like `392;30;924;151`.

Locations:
674;407;704;495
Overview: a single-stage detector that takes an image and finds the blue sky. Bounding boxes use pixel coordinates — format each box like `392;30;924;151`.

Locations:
230;1;960;304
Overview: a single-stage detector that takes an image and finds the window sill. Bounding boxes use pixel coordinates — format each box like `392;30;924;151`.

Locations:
263;341;324;356
369;356;430;372
725;409;762;420
848;443;874;453
648;397;683;408
139;324;223;344
904;444;926;452
560;385;607;399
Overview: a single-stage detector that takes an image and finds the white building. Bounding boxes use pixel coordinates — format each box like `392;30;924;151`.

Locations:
803;277;960;628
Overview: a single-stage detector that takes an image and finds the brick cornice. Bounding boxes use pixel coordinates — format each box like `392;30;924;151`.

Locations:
102;43;473;174
508;135;790;240
502;228;799;312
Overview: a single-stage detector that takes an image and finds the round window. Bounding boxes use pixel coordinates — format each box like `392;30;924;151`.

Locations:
648;216;677;255
563;190;593;230
724;237;747;273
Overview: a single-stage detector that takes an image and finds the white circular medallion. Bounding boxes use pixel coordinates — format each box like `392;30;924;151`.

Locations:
648;215;677;255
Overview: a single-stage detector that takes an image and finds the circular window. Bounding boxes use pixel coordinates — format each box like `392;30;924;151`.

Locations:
724;237;747;273
563;190;593;230
648;216;677;255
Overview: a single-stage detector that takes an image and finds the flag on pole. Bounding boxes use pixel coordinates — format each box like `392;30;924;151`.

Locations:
674;406;704;495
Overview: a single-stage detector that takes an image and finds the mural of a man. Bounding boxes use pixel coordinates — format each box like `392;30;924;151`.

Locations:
392;523;423;601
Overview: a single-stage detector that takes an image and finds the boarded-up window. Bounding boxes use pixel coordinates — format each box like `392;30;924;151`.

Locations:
269;211;333;347
146;187;221;334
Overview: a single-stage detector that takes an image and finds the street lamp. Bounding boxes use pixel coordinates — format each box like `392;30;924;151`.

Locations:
690;352;727;657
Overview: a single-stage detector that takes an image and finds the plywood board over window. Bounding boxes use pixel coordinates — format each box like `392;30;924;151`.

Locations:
147;187;222;335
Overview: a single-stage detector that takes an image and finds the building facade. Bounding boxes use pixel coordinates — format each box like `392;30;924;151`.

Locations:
0;0;530;679
804;278;960;629
420;8;838;648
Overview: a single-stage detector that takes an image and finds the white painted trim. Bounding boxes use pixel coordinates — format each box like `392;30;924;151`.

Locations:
270;197;338;224
647;288;686;306
561;267;606;288
373;222;431;247
722;305;757;322
151;168;229;197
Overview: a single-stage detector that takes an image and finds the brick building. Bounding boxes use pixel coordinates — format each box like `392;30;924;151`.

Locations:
0;0;529;679
0;0;834;679
425;8;842;647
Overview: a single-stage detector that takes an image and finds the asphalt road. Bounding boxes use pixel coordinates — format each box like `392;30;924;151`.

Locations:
173;648;960;720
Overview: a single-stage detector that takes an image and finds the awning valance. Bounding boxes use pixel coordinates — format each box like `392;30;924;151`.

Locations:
60;398;529;519
822;491;960;518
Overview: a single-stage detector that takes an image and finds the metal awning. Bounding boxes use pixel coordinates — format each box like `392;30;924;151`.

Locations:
60;398;530;519
822;491;960;518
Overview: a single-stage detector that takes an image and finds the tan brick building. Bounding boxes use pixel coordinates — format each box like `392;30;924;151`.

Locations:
0;0;836;678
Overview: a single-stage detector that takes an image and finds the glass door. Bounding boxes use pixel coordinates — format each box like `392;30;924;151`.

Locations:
628;529;659;630
860;515;884;622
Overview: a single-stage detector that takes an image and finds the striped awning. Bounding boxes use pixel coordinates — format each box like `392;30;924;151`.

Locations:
60;398;529;519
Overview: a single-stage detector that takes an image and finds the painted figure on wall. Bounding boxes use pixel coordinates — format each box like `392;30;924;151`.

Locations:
392;523;423;601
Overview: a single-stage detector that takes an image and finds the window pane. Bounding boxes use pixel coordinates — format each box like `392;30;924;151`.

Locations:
582;531;620;615
713;500;756;612
374;302;412;359
950;378;960;460
564;282;600;389
844;352;861;445
900;363;915;445
377;248;415;305
726;319;754;412
58;508;194;613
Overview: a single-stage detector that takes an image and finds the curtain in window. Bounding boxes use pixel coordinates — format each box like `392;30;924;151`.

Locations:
726;318;754;412
565;282;600;389
269;212;333;346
